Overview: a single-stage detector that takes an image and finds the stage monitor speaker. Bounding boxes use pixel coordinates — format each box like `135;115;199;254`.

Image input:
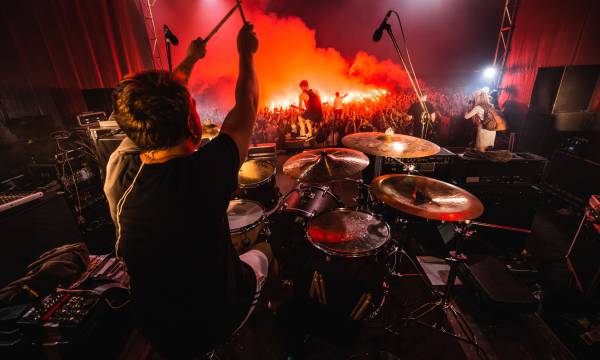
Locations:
530;65;600;116
553;65;600;113
87;127;127;182
530;67;564;114
566;195;600;299
543;151;600;206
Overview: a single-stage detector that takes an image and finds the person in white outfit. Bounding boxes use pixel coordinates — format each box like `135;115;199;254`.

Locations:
464;90;496;151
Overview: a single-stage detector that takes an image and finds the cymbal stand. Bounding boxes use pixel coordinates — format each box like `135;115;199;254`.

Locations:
394;221;488;359
389;157;422;175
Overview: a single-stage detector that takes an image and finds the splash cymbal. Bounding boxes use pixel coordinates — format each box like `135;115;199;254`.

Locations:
342;132;440;158
371;174;484;221
283;147;369;183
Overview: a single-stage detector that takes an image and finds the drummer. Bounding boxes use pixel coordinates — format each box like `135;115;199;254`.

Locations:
103;24;272;357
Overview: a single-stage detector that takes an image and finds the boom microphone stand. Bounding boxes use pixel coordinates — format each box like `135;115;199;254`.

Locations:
375;11;432;139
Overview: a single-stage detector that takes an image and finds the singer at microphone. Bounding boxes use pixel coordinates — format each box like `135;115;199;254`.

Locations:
373;10;392;42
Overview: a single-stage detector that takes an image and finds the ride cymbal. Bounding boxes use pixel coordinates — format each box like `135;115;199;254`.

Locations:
342;132;440;158
370;174;484;221
283;147;369;182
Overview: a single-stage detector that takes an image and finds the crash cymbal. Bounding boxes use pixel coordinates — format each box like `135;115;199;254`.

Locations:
371;174;484;221
201;123;220;139
283;147;369;183
342;132;440;158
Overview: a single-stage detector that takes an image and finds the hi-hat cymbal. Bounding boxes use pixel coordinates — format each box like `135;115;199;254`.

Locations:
342;132;440;158
201;123;220;139
283;147;369;183
371;174;484;221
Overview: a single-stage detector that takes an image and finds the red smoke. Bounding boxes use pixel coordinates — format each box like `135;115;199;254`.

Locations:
152;0;417;110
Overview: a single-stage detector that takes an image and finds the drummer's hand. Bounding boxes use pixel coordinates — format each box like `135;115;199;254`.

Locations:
187;37;206;62
237;22;258;57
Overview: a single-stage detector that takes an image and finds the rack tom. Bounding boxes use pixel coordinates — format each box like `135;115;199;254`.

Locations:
269;184;342;275
236;160;279;210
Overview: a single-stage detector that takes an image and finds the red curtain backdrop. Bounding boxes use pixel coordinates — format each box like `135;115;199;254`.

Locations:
498;0;600;117
0;0;153;125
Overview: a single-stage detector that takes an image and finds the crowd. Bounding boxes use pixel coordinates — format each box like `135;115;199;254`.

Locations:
199;88;473;147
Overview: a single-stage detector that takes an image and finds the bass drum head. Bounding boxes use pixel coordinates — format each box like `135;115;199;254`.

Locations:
307;209;390;257
227;199;265;233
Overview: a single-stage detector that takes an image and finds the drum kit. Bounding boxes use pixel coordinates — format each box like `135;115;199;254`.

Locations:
226;131;486;348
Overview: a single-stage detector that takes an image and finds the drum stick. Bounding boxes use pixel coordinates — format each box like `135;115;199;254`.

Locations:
309;271;318;299
204;2;240;44
354;293;372;320
351;293;368;319
318;273;327;304
237;0;248;24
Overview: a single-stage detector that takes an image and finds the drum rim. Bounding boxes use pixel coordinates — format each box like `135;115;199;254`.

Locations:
306;208;391;258
238;160;276;188
228;199;266;234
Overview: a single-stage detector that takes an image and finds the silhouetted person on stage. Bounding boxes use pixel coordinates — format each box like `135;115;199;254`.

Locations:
408;94;436;139
297;80;323;137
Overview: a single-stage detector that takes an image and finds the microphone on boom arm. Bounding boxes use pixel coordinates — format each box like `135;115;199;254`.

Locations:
372;10;392;42
164;24;179;45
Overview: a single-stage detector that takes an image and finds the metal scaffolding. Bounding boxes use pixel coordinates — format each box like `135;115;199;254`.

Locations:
139;0;163;70
493;0;519;88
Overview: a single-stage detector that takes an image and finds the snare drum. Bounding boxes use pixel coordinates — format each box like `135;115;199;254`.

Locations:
236;160;279;210
269;184;342;275
227;199;266;254
301;209;391;320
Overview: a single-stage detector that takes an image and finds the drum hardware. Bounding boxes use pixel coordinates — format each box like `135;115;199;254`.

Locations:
343;177;375;212
393;222;488;358
309;271;327;304
387;157;422;175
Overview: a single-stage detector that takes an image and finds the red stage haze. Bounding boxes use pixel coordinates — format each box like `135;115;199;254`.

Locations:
153;0;418;113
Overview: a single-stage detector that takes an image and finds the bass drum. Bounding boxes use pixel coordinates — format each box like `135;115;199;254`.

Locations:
268;184;342;276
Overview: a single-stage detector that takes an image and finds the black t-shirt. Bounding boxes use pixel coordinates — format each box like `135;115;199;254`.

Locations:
114;134;255;356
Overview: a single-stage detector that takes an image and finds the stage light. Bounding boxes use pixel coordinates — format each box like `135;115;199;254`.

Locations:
483;67;497;79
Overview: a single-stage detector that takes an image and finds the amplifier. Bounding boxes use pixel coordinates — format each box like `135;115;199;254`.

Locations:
458;255;538;313
450;152;547;185
248;142;277;160
382;147;457;179
76;112;107;127
87;126;126;181
566;195;600;298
